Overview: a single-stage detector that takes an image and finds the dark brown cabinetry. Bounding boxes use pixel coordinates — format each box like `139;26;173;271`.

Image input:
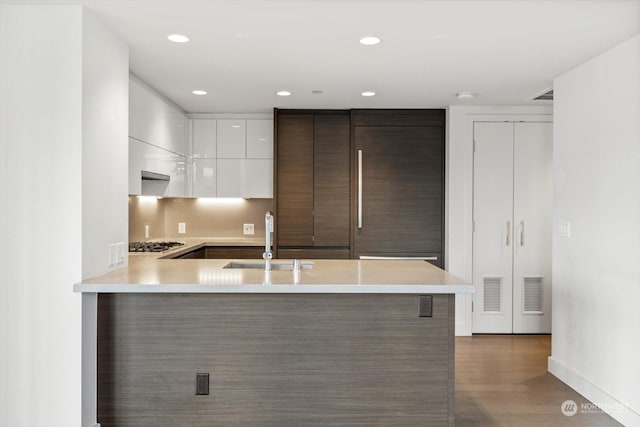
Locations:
275;110;351;259
274;109;444;265
171;246;264;259
352;110;445;267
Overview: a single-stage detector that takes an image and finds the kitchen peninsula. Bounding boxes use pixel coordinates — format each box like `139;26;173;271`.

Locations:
75;241;471;427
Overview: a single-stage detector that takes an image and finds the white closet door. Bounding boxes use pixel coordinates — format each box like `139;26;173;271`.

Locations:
512;123;553;333
472;122;514;333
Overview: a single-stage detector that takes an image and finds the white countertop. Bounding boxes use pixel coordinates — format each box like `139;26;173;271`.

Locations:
75;238;472;294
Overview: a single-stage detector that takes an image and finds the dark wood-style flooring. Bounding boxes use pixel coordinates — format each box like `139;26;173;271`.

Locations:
455;335;622;426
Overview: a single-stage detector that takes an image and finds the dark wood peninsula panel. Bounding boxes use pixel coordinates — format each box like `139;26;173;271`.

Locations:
97;293;455;426
275;109;351;259
352;109;445;267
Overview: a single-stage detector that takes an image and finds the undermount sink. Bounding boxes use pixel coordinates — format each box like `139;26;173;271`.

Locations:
223;261;314;271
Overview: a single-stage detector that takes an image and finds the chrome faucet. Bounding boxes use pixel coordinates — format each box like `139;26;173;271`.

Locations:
263;211;274;271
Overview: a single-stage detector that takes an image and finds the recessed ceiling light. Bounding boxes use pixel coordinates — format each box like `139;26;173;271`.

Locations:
456;91;476;100
361;91;376;97
168;34;190;43
192;90;207;95
360;36;381;46
276;91;291;96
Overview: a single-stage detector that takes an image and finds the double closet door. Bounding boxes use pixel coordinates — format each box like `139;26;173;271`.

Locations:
472;122;552;334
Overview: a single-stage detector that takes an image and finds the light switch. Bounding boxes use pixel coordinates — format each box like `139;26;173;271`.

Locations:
108;243;116;268
178;222;186;234
559;221;571;237
116;242;126;265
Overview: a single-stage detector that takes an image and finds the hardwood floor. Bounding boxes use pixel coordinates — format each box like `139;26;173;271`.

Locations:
456;335;622;426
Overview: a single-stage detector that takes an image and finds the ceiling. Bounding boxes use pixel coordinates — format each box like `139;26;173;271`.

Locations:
34;0;640;112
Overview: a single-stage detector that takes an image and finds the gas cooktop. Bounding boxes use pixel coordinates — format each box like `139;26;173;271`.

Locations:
129;241;184;253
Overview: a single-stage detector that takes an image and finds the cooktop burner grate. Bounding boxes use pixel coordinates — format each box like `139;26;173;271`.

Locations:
129;241;184;253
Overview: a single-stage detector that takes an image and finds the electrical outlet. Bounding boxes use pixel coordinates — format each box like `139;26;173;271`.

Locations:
419;295;433;317
195;373;209;395
178;222;186;234
559;221;571;237
243;223;255;235
144;224;150;239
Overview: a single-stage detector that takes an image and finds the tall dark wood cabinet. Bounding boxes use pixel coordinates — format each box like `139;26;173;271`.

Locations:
352;110;445;267
275;110;351;259
274;109;444;266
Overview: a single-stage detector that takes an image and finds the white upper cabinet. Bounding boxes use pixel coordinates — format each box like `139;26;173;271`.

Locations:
129;138;188;197
216;119;246;158
128;77;189;196
246;120;273;159
190;117;273;198
192;158;217;197
241;159;273;198
216;159;242;197
192;119;216;158
129;78;187;156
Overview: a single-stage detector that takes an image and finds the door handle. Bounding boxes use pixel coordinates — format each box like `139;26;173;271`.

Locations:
506;220;511;246
520;221;525;246
357;149;363;229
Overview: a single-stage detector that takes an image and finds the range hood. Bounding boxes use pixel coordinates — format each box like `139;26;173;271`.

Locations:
141;170;170;181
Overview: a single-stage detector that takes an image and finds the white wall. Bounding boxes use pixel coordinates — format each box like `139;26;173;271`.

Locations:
0;5;83;426
0;5;129;427
549;35;640;427
446;105;552;335
82;9;129;279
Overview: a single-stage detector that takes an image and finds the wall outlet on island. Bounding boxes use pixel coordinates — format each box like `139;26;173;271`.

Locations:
243;223;255;235
178;222;186;234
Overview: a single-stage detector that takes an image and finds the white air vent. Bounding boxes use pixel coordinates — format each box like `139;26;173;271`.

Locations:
529;88;553;101
523;277;543;313
483;277;502;313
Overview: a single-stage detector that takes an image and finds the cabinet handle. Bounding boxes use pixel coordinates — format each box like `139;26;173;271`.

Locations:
520;221;525;246
360;256;438;261
506;220;511;246
357;149;363;229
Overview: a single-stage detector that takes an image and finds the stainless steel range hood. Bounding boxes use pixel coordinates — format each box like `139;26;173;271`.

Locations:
141;170;170;181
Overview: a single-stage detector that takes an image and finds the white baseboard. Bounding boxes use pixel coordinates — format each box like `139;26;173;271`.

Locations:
548;356;640;427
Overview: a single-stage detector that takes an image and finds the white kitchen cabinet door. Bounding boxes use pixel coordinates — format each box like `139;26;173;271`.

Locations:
472;121;552;334
192;158;217;197
472;122;515;333
241;159;273;198
141;143;187;198
129;78;188;156
246;120;273;159
192;119;217;158
216;159;242;197
512;122;553;334
130;138;187;197
129;137;146;195
217;119;246;158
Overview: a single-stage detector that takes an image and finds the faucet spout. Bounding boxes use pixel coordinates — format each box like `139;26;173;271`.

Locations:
263;211;274;271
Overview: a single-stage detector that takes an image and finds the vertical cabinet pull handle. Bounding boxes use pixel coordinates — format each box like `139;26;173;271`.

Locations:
506;220;511;246
357;149;363;229
520;221;525;246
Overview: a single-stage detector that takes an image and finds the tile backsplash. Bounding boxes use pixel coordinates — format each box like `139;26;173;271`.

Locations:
129;196;273;241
